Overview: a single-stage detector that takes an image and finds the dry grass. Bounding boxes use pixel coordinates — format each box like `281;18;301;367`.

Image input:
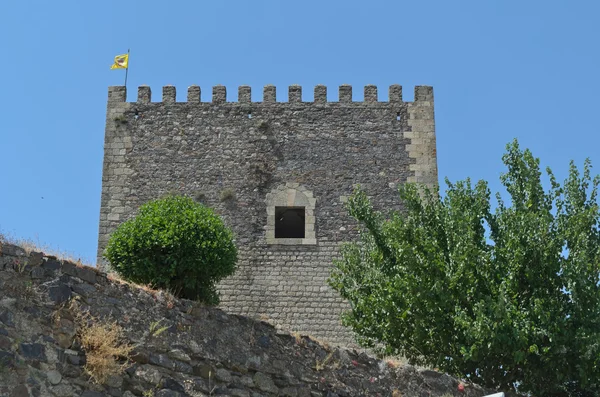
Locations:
291;331;305;346
106;272;177;307
71;301;133;384
258;313;270;322
108;272;159;294
383;356;407;369
0;231;93;267
315;351;335;371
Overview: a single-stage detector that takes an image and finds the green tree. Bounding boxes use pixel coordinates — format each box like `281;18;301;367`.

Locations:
105;195;237;304
329;140;600;396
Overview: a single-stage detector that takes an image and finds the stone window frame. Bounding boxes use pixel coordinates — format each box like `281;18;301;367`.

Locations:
266;183;316;245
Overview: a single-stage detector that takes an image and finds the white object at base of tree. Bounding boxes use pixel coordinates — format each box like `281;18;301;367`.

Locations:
483;393;504;397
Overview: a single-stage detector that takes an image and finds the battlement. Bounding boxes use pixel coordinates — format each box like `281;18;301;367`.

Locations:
107;84;433;104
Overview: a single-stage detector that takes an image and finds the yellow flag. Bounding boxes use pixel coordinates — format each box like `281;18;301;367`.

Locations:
110;53;129;69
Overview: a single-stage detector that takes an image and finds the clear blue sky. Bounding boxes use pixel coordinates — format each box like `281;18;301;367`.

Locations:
1;0;599;265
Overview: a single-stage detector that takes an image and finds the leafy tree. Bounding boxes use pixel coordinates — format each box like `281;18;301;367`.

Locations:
105;195;237;304
329;140;600;396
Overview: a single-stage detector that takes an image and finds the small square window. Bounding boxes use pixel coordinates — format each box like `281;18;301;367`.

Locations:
275;207;305;238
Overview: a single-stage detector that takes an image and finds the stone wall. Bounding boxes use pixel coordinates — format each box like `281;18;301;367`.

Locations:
98;84;438;346
0;242;496;397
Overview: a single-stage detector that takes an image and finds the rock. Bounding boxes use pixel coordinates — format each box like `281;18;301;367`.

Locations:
280;387;299;397
49;384;75;397
246;355;261;370
0;298;16;309
19;343;46;360
60;262;77;278
1;244;25;257
76;267;97;284
47;370;62;385
106;375;124;389
135;364;163;385
189;377;209;393
172;360;193;374
30;267;44;279
194;363;214;379
55;332;73;349
28;252;43;267
149;354;174;370
168;348;190;362
0;335;11;350
42;259;61;271
161;377;185;392
230;389;251;397
253;372;279;394
215;368;232;383
257;335;270;348
81;391;105;397
61;364;82;378
156;390;185;397
188;340;202;354
108;388;122;397
237;375;254;388
47;283;71;304
67;353;85;366
0;350;15;368
0;309;15;327
9;385;30;397
72;283;97;297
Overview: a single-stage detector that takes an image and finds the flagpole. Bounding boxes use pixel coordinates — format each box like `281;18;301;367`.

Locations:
124;49;130;87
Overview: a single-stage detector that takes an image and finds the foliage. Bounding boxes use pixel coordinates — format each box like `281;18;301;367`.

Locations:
329;140;600;396
105;195;237;304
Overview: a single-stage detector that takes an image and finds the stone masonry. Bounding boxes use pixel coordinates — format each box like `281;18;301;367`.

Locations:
98;84;438;347
0;242;496;396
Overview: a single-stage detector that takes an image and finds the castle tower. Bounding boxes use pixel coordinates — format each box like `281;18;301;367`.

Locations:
98;84;437;345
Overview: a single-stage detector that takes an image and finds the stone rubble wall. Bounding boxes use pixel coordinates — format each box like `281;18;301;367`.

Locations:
98;84;438;347
0;242;496;397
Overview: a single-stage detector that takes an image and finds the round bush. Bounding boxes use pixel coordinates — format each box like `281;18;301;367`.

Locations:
104;195;237;304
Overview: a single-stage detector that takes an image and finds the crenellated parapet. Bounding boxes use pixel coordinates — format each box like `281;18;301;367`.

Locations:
107;84;433;104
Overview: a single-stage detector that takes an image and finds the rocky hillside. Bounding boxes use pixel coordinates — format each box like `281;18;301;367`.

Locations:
0;242;497;397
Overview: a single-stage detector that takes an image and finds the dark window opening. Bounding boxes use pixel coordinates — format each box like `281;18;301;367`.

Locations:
275;206;305;238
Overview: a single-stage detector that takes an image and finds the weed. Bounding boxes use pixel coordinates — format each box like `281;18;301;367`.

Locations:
219;188;236;202
113;115;127;125
149;319;169;338
257;120;269;132
142;389;155;397
194;191;207;203
176;322;190;332
315;351;334;371
14;259;27;274
208;370;216;396
385;357;405;369
22;280;37;300
291;332;305;346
